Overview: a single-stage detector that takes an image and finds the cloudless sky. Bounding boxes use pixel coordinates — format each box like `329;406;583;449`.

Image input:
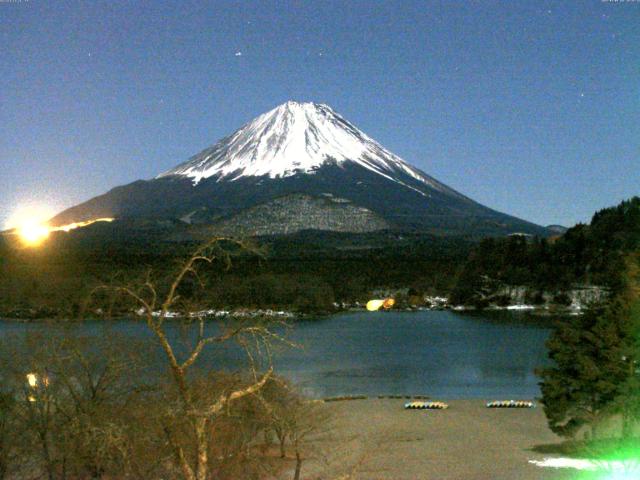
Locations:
1;0;638;228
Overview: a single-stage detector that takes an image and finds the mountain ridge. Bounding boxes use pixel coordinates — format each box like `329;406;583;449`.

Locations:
51;101;549;238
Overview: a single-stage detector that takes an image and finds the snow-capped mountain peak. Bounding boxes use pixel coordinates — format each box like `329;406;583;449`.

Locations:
52;100;548;237
157;101;452;195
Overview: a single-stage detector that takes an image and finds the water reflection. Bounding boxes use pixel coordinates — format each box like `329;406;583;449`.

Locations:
0;310;552;399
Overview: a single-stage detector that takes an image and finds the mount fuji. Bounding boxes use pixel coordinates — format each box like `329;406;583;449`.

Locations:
52;101;548;237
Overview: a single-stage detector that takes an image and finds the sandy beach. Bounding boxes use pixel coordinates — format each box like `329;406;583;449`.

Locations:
298;398;575;480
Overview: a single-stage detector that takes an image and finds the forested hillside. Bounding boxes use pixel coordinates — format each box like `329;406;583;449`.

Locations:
2;198;637;318
0;227;471;318
451;197;640;305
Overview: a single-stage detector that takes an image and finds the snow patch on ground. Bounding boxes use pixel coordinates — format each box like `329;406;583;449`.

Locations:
505;304;536;310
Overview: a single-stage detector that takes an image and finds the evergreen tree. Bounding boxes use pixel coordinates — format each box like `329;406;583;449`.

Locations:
610;254;640;438
450;196;640;300
538;303;625;439
538;253;640;440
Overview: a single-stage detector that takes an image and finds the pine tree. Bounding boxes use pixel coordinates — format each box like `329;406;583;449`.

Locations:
610;254;640;438
538;303;625;439
538;253;640;440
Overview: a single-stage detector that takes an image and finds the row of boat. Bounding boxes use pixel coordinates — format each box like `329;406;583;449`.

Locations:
404;401;449;409
486;400;535;408
404;400;536;410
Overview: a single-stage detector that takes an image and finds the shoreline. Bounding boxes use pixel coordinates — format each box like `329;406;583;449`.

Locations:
0;302;584;323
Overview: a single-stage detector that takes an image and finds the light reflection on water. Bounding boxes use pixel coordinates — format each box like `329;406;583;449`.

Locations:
0;310;552;399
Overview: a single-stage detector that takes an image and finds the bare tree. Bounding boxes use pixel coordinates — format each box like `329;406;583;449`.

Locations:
0;330;160;480
87;237;285;480
0;390;16;480
0;237;333;479
10;334;63;480
257;377;332;480
289;400;329;480
47;334;153;479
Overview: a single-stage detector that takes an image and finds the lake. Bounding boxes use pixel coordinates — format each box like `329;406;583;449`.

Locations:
0;310;552;399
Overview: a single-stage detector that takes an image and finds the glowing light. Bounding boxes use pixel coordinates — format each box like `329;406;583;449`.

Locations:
26;373;38;388
17;220;50;246
26;372;49;392
366;298;395;311
366;299;385;311
4;208;114;247
54;217;114;232
605;472;640;480
5;205;54;247
529;457;640;478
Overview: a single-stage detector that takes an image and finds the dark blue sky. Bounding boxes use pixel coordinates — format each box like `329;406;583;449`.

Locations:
1;0;638;228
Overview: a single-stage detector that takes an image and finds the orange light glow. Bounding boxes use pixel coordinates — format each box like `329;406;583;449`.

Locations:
54;217;114;232
17;220;50;246
5;205;54;247
366;299;385;311
5;207;115;248
366;298;395;311
26;373;38;388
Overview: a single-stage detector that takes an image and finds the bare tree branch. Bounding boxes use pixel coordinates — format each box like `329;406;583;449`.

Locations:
204;367;274;418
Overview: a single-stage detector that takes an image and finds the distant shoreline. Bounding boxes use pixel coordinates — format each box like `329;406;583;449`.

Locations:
0;302;583;323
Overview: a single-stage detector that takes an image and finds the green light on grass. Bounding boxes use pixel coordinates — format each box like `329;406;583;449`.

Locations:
588;467;639;480
530;442;640;479
605;474;638;480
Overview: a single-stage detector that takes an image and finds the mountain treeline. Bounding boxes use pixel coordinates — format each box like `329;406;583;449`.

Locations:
451;197;640;305
0;228;471;318
2;197;638;318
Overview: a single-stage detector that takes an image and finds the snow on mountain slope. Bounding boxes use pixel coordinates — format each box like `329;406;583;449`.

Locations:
157;101;461;199
51;100;549;237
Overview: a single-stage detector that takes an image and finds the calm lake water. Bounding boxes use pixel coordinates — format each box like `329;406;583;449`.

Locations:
0;310;552;399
